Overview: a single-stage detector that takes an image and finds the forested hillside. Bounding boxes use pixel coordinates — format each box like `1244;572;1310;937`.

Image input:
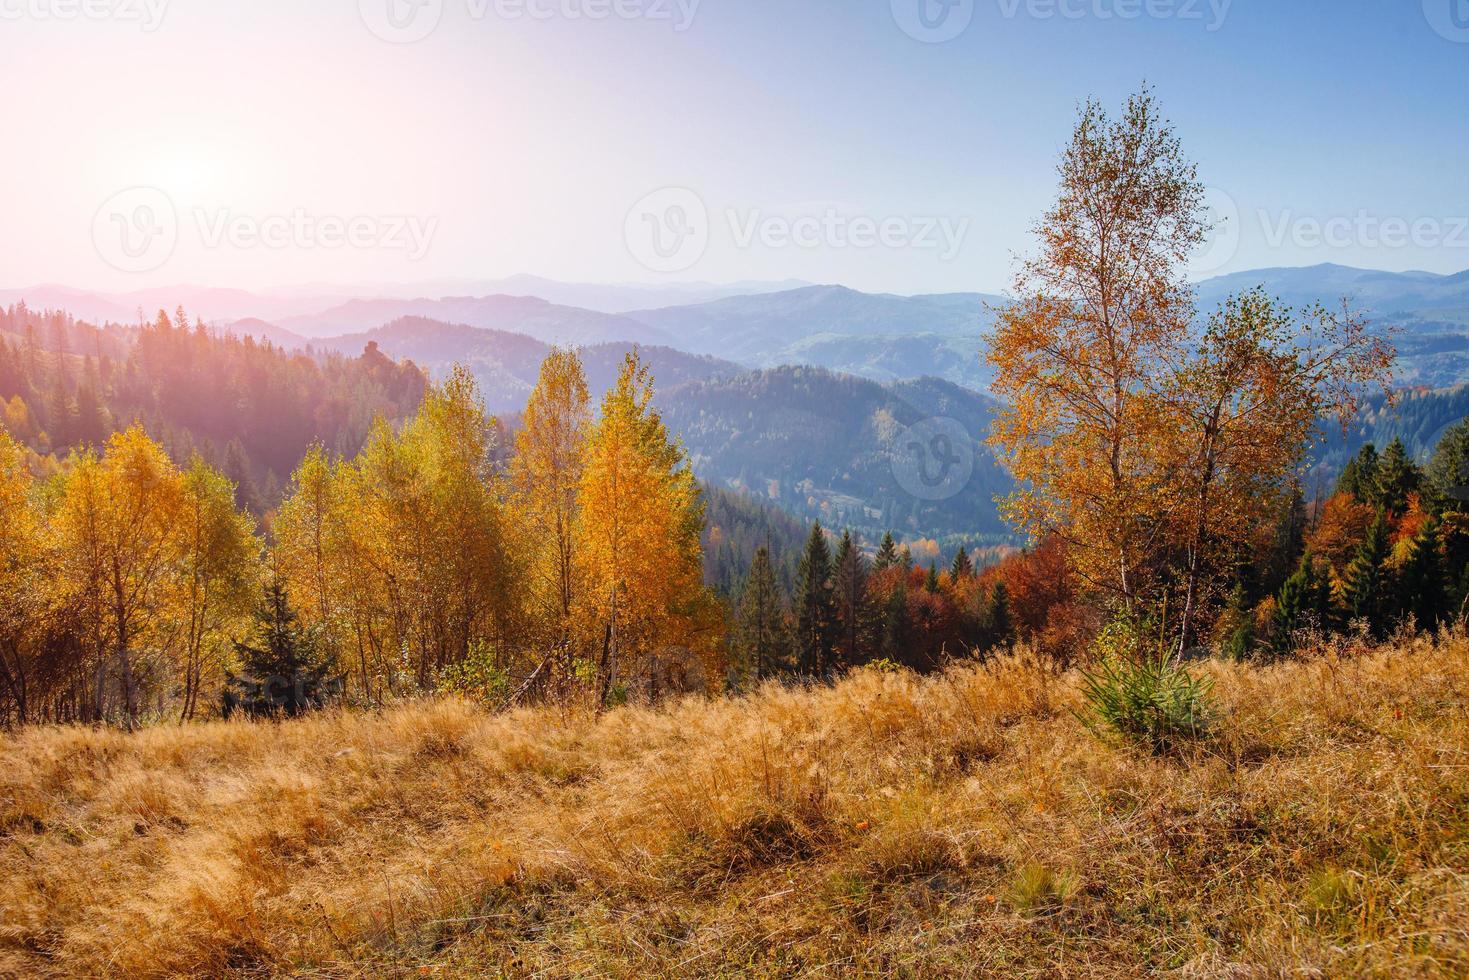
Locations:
0;307;426;508
662;365;1011;549
303;315;743;414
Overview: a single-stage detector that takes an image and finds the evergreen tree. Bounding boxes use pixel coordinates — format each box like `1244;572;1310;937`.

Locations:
1260;485;1307;602
980;581;1013;653
924;562;940;594
1340;512;1390;636
1375;438;1422;516
950;546;973;581
1218;583;1255;659
879;575;910;664
794;522;834;677
223;580;338;719
736;546;789;682
1396;517;1447;631
1337;443;1380;504
831;530;875;669
1273;552;1331;653
873;531;899;572
899;545;914;572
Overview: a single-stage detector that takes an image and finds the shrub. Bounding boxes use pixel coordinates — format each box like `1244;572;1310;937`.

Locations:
437;640;511;706
1077;621;1214;754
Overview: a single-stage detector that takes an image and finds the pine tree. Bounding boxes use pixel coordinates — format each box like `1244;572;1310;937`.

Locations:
980;581;1013;653
1340;512;1390;636
924;562;940;594
831;530;874;669
1337;443;1380;504
736;546;789;682
1273;552;1331;653
223;580;338;719
899;545;914;572
879;575;910;664
873;531;899;572
1396;518;1447;632
950;546;973;581
794;522;834;677
1375;438;1422;517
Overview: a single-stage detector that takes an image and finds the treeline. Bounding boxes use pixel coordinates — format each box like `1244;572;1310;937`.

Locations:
0;347;720;726
0;307;426;511
1231;433;1469;653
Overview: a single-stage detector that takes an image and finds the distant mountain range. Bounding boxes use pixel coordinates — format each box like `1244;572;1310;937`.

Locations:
0;277;808;331
305;316;741;415
11;261;1469;394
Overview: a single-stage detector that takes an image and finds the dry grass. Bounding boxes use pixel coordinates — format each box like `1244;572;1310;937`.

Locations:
2;634;1468;978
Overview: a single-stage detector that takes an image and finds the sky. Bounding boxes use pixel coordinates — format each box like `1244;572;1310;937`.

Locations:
1;0;1466;296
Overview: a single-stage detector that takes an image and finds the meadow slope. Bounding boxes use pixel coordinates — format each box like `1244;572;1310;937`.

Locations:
2;636;1468;978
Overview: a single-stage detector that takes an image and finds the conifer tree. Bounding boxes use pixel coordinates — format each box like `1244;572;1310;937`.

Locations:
1396;517;1447;631
1340;512;1390;636
924;563;940;594
794;521;834;677
1337;443;1380;504
879;574;910;663
736;546;789;682
831;530;874;669
223;579;337;719
1375;438;1422;517
1273;552;1331;653
950;546;973;581
873;531;899;572
980;581;1013;652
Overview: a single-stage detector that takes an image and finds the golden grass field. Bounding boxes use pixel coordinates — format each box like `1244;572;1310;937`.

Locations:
2;634;1467;978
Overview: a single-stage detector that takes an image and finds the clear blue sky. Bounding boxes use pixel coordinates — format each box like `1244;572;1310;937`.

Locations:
2;0;1465;293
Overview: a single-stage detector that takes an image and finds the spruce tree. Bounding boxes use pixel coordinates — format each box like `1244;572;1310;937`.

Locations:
831;530;874;669
981;581;1013;653
924;562;940;594
1375;438;1422;517
950;546;973;581
880;575;910;664
1396;518;1447;631
794;522;834;677
1340;513;1390;636
1337;443;1379;504
873;531;899;572
736;546;790;682
223;580;338;719
1273;552;1331;653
